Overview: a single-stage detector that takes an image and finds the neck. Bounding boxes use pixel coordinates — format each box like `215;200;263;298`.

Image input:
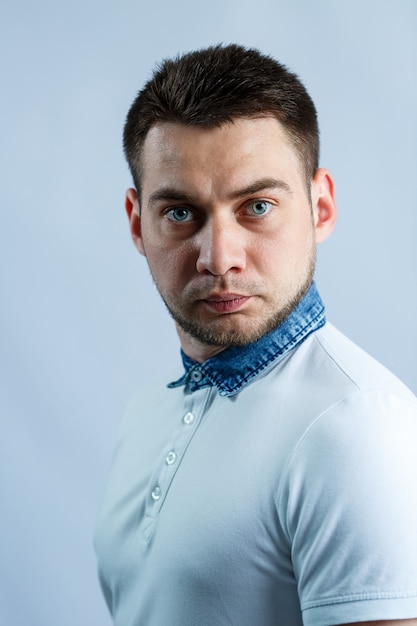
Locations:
176;325;227;363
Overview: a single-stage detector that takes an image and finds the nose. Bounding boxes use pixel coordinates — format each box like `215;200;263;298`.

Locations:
195;217;246;275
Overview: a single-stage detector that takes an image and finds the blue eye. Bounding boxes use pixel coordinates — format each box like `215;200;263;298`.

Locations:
166;207;194;222
249;200;271;216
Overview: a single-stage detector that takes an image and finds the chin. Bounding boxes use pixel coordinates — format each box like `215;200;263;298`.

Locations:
176;314;285;348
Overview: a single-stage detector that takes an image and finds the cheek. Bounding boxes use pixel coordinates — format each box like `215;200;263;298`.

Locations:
284;215;315;250
261;226;310;256
145;240;197;285
254;223;314;272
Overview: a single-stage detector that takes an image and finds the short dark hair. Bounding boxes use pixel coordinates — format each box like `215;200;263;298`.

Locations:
123;44;319;192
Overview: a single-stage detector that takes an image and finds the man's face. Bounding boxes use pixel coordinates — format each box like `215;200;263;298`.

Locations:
127;117;336;361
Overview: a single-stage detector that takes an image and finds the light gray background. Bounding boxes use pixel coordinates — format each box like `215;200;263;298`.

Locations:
1;1;416;624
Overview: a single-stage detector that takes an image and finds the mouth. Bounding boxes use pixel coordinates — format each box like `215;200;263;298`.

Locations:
201;293;251;314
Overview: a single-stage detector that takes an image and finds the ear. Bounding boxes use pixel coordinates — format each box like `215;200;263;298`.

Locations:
125;188;146;256
311;168;337;244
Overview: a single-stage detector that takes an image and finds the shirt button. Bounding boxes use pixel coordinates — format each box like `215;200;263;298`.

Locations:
190;370;203;382
165;451;177;465
151;486;161;501
183;412;195;425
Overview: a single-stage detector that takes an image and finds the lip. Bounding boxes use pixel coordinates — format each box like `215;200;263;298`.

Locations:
201;293;251;313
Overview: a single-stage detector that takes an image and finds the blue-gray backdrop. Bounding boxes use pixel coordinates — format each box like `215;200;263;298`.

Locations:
1;1;416;624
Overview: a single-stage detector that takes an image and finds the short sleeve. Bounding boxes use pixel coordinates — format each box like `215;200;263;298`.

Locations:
279;390;417;626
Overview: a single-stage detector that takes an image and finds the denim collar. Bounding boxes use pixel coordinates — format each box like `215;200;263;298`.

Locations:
168;282;325;397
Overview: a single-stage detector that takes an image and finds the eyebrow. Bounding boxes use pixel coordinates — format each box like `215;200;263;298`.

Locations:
228;177;292;199
147;177;292;207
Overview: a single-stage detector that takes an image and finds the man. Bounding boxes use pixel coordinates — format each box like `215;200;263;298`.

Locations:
94;44;417;626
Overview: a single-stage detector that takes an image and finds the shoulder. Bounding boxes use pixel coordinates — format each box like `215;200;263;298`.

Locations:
277;322;417;538
311;322;416;401
261;322;416;455
280;326;417;500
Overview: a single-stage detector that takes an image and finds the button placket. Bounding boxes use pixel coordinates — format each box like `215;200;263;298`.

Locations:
142;388;211;542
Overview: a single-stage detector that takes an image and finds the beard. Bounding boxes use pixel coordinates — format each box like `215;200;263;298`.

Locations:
151;247;316;349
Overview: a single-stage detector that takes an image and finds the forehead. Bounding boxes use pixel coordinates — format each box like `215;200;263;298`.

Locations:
140;117;304;196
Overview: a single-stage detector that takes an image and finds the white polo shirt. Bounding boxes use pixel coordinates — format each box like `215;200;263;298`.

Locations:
94;319;417;626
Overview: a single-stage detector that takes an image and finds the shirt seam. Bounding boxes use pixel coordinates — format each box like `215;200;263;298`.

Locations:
302;589;417;610
275;391;355;541
276;384;417;542
313;331;361;391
